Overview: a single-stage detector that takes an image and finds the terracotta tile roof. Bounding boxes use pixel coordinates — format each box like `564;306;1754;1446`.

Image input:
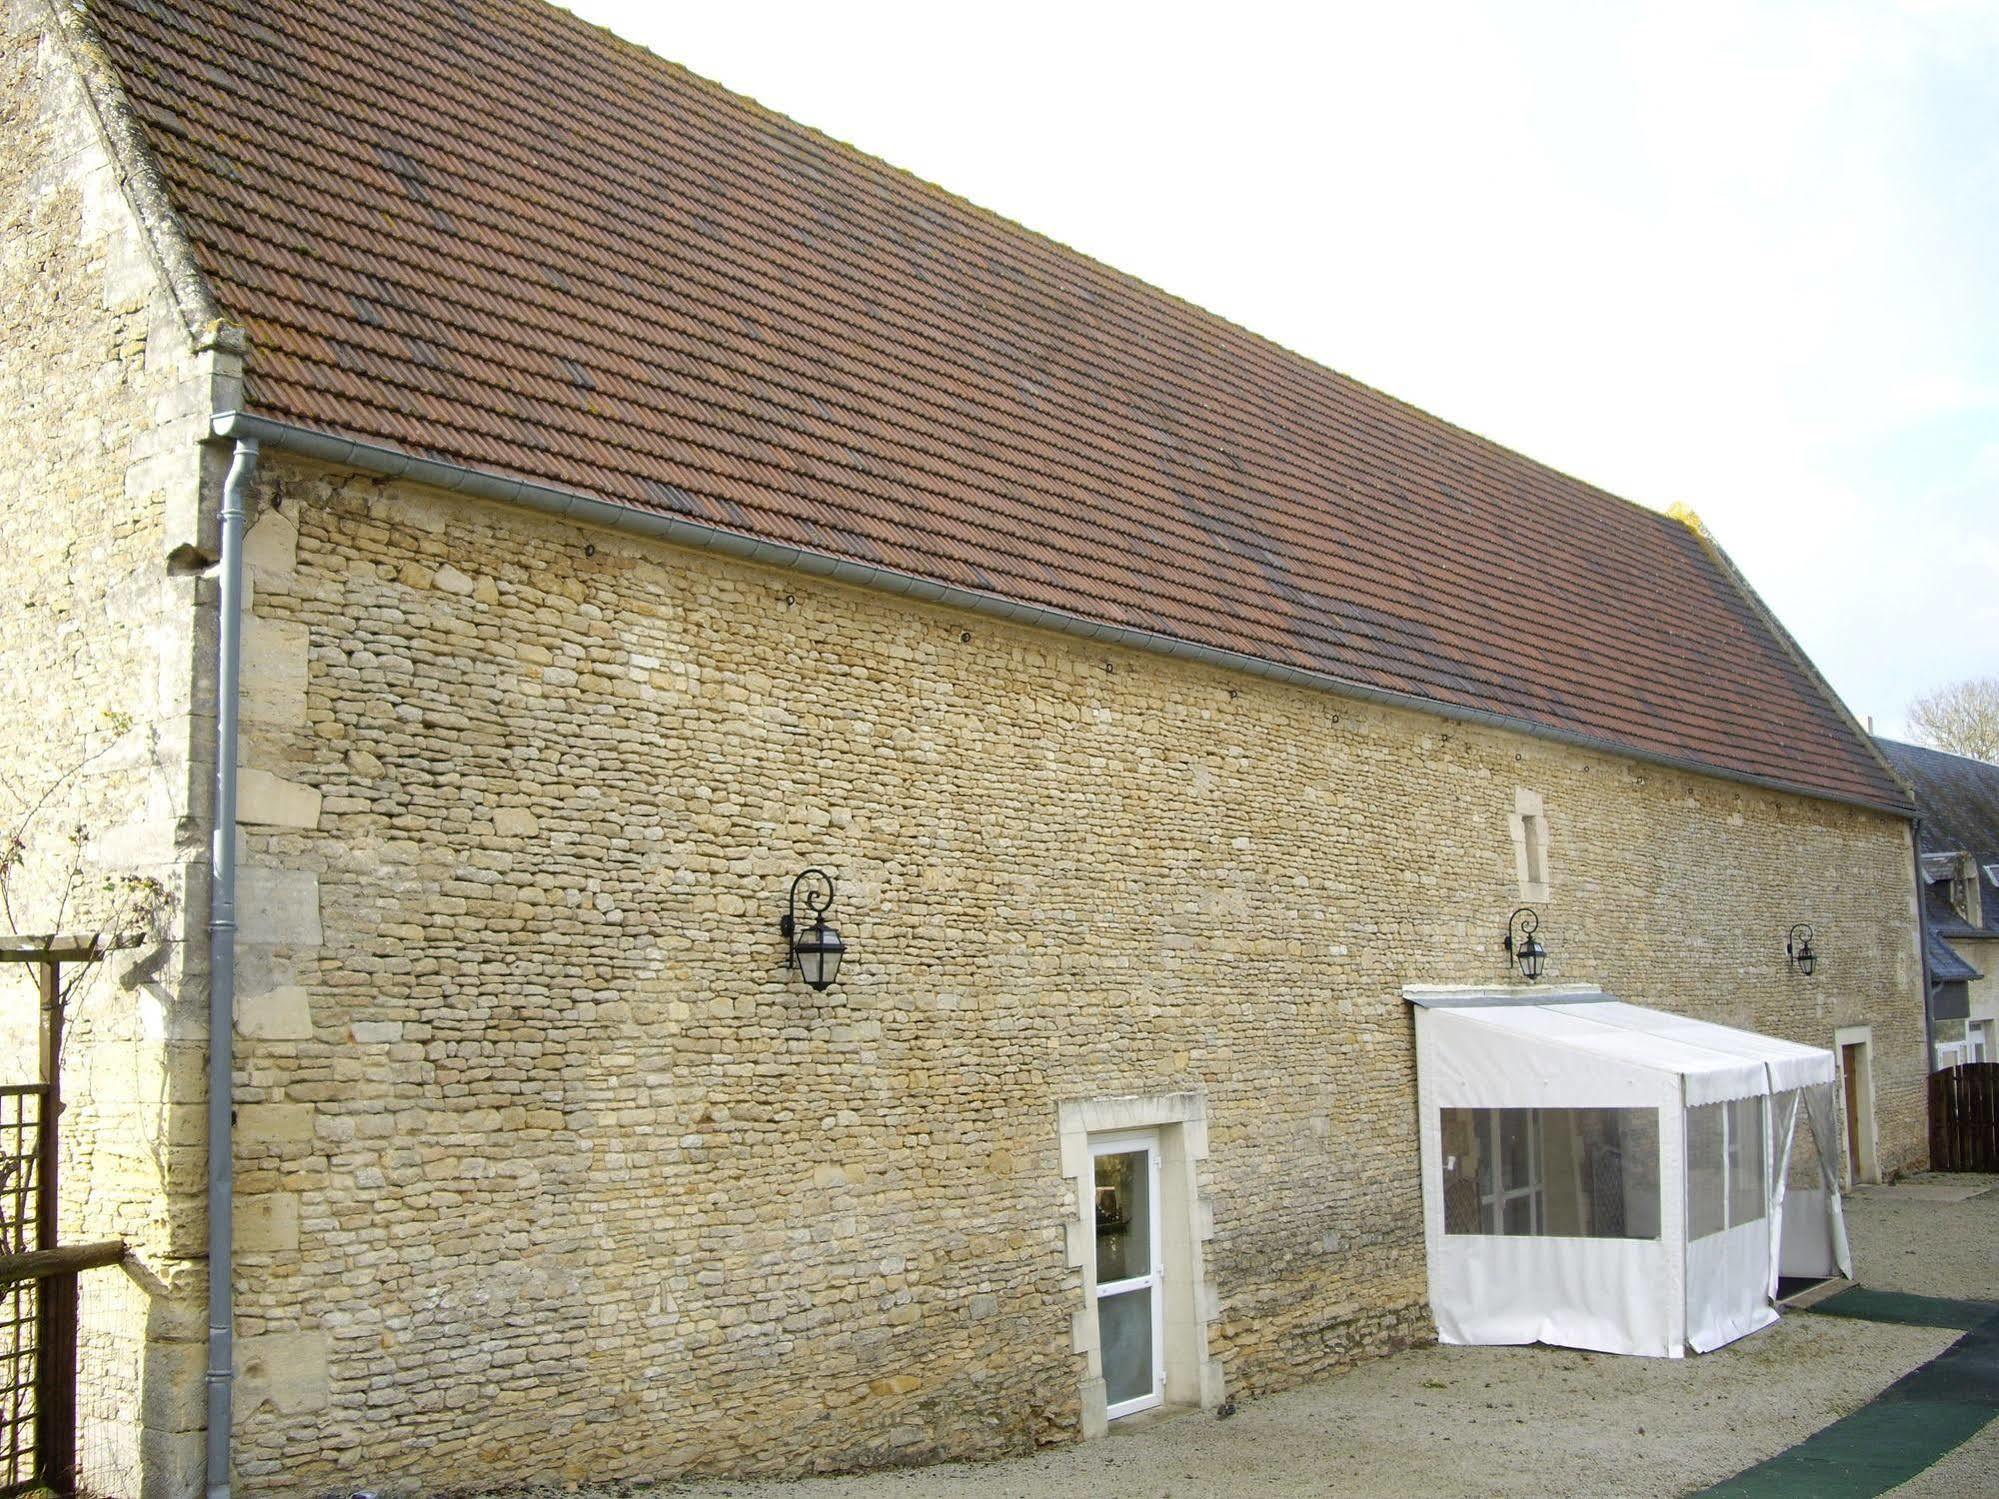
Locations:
87;0;1907;810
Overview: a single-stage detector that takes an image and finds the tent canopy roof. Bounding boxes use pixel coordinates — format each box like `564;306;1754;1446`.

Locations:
1405;987;1835;1104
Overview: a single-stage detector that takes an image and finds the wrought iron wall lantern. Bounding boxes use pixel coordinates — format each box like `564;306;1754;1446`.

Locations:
780;868;846;991
1787;923;1817;978
1504;907;1547;980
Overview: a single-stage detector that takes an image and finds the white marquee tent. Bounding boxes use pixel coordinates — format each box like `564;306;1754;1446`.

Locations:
1409;986;1852;1358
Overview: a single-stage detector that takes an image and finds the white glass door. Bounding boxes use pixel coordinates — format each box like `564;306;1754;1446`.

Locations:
1092;1131;1164;1419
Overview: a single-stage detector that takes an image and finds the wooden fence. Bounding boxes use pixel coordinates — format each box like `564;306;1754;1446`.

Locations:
1929;1062;1999;1172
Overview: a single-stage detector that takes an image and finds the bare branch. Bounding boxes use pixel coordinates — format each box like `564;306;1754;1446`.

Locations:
1907;677;1999;764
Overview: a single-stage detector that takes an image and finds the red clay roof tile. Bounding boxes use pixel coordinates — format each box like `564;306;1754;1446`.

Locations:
87;0;1908;810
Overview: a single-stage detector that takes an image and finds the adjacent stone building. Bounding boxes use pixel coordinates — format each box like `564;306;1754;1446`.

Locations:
1877;736;1999;1065
3;1;1931;1495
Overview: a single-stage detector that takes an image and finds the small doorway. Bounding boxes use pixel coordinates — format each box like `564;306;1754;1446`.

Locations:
1834;1028;1877;1186
1970;1019;1996;1064
1091;1131;1164;1420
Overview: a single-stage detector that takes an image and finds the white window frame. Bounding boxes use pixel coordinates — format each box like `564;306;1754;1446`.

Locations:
1968;1020;1995;1064
1477;1109;1545;1235
1090;1130;1166;1420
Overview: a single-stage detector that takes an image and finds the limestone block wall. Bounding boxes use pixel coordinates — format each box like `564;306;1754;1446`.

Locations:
1;4;235;1493
220;456;1928;1494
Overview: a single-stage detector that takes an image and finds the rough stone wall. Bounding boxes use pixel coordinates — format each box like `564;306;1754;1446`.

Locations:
222;457;1929;1494
1;5;231;1494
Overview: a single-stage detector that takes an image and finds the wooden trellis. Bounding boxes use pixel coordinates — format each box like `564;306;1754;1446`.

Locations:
0;936;135;1498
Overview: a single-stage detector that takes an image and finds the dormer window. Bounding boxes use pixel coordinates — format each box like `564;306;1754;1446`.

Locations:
1928;851;1984;928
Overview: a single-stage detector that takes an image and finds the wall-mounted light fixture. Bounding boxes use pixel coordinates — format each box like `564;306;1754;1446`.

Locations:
1504;907;1547;980
780;868;846;991
1786;923;1817;978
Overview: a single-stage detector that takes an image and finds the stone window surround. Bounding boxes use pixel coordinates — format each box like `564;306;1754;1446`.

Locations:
1058;1092;1223;1438
1509;788;1551;904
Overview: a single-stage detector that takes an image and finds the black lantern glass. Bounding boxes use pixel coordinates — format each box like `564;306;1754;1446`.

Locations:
782;868;845;991
794;913;845;991
1505;907;1547;980
1787;923;1817;978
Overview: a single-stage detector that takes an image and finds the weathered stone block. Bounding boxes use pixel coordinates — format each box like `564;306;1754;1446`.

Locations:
138;1338;205;1429
237;614;309;722
235;1329;330;1415
235;767;321;829
235;1193;299;1253
243;505;297;585
235;867;321;945
236;984;313;1040
235;1104;314;1144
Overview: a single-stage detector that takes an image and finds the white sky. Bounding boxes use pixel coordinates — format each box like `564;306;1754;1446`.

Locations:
563;0;1999;738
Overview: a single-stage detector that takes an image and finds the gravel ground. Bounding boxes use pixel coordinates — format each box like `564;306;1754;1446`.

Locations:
1887;1418;1999;1499
610;1175;1996;1499
1872;1173;1999;1499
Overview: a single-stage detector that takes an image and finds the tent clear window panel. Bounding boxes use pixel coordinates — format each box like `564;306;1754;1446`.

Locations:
1687;1097;1765;1240
1441;1107;1660;1240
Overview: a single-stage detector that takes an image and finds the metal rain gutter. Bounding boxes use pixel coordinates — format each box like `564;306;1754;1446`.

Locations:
206;436;257;1499
1912;815;1937;1071
206;411;1915;825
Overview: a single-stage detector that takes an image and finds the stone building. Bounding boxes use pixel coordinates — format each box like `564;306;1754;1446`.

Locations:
1877;737;1999;1065
2;0;1929;1495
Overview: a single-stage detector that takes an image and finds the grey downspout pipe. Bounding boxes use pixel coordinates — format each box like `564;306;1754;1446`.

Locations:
206;437;257;1499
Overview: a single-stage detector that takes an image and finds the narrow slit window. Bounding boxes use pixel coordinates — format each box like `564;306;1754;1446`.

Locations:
1522;814;1546;888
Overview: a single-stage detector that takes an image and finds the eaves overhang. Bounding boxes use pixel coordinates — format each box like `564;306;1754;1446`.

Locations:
210;410;1920;823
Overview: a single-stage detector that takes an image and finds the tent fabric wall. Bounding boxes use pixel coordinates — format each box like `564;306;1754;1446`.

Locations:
1764;1090;1802;1294
1409;988;1844;1359
1688;1218;1778;1352
1800;1082;1854;1277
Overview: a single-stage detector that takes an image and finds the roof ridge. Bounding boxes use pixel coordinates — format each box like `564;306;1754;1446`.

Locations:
1878;735;1999;772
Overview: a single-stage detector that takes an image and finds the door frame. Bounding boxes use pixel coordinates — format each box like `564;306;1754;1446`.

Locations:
1970;1018;1996;1064
1090;1129;1166;1420
1833;1026;1878;1186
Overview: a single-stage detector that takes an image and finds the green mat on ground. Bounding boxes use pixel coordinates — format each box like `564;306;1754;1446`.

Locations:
1803;1287;1998;1332
1695;1297;1998;1497
1699;1401;1995;1496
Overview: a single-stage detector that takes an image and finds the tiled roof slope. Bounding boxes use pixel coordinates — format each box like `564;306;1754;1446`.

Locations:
87;0;1906;810
1880;738;1999;937
1927;929;1982;985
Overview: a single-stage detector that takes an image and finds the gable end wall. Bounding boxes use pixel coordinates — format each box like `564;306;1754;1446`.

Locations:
2;3;234;1493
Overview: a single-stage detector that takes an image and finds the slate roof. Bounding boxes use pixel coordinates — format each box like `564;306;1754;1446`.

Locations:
1879;737;1999;940
1927;929;1983;985
82;0;1907;811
